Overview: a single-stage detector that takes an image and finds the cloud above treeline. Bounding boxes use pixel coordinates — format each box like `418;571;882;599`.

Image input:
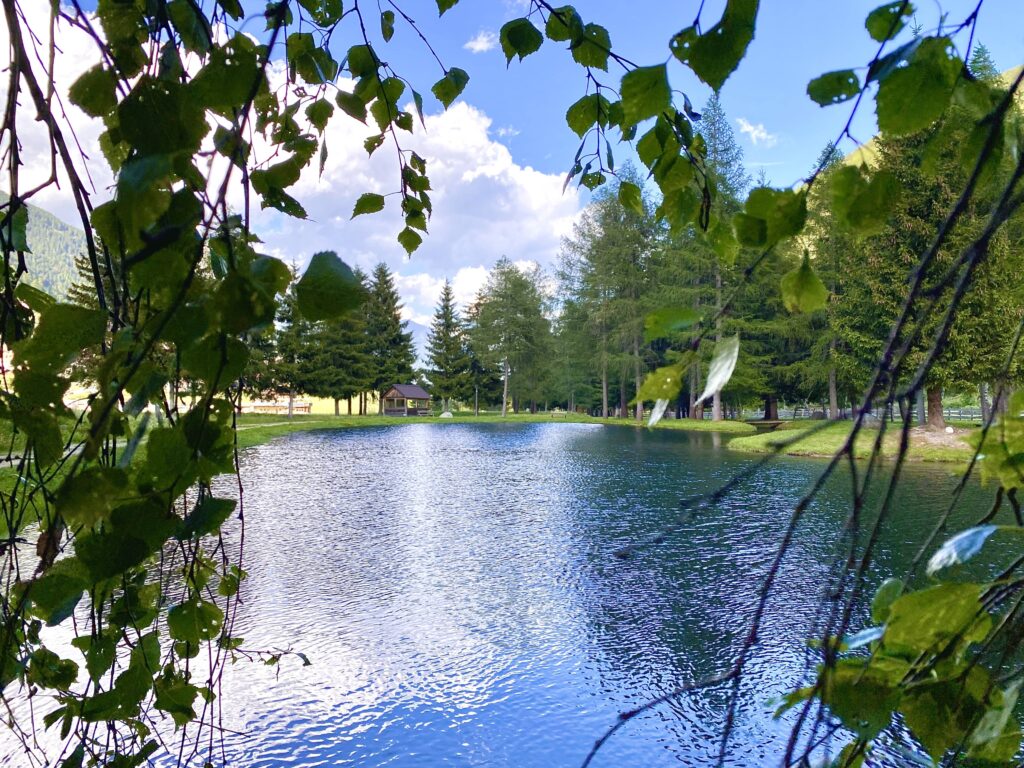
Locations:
736;117;778;147
3;6;582;337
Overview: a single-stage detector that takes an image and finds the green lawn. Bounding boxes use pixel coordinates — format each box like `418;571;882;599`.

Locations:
726;421;975;463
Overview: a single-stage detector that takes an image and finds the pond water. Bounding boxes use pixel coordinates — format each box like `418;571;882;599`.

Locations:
189;422;999;768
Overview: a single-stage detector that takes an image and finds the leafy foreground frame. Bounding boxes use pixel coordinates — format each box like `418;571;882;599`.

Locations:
0;1;1022;766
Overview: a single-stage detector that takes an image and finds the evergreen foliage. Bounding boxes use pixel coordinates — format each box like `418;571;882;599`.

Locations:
365;263;416;411
425;279;471;409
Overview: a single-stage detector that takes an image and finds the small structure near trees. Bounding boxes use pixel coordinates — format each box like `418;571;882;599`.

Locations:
382;384;432;416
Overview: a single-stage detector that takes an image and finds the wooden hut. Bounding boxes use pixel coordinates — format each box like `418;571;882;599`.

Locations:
382;384;432;416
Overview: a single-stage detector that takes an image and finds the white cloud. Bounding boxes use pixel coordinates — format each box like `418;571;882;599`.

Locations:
6;11;582;333
736;117;778;148
464;31;498;54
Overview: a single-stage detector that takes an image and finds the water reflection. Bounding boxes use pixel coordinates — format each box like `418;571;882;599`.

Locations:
0;423;1001;767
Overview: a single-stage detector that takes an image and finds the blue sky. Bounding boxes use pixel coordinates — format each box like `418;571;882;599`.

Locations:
418;0;1022;186
21;2;1024;349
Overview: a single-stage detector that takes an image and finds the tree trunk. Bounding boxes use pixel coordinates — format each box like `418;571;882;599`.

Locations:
601;362;609;418
633;337;643;423
980;383;990;422
287;389;295;419
501;358;509;417
827;341;839;420
334;398;339;416
926;385;945;429
689;364;699;419
378;389;384;415
347;397;353;416
619;376;627;419
712;268;723;421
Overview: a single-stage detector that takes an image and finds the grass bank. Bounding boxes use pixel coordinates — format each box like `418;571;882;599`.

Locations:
234;411;755;450
726;421;974;463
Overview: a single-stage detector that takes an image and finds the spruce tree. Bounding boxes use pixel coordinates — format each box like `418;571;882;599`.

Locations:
425;279;471;411
365;262;416;412
305;269;372;415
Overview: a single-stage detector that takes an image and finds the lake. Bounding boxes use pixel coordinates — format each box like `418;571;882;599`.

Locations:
184;421;996;768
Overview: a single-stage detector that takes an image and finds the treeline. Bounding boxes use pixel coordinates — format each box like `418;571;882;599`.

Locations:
75;50;1018;424
244;262;418;415
416;48;1024;425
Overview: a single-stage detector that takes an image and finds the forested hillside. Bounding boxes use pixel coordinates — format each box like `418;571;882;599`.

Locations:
0;193;83;298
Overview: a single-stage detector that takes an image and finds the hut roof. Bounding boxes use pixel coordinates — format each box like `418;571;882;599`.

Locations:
388;383;430;399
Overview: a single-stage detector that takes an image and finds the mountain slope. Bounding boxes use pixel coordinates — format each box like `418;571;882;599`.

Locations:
1;194;84;299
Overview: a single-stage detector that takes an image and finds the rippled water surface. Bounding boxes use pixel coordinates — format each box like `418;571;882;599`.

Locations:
169;422;992;768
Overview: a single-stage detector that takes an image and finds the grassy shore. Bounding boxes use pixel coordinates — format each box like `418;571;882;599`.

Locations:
233;411;755;450
726;421;975;463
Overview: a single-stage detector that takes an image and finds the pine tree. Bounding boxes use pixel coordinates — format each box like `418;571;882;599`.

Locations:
305;269;372;415
364;262;416;412
275;267;316;416
425;279;471;411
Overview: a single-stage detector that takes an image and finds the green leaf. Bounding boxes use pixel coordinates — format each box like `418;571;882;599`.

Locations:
737;187;807;247
644;307;699;342
620;64;670;127
68;65;118;118
436;0;458;14
900;666;991;761
545;5;583;42
295;251;365;321
154;672;200;727
781;251;828;313
500;18;543;64
0;204;29;252
657;187;700;233
305;99;334;133
822;658;902;739
346;44;377;78
351;192;385;218
336;90;367;123
807;69;861;106
637;360;688;403
865;2;914;42
26;558;88;626
669;0;758;91
71;631;118;682
431;68;470;108
27;648;79;690
119;77;205;155
56;467;129;528
876;37;960;136
565;93;610;138
14;303;106;372
397;226;423;255
570;23;610;70
870;577;903;624
167;0;212;54
829;166;901;237
167;600;224;645
179;497;237;540
618;180;644;216
695;335;740;405
885;583;988;654
298;0;343;25
380;10;395;42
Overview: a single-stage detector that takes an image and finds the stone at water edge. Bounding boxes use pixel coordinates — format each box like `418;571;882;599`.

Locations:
440;411;454;419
